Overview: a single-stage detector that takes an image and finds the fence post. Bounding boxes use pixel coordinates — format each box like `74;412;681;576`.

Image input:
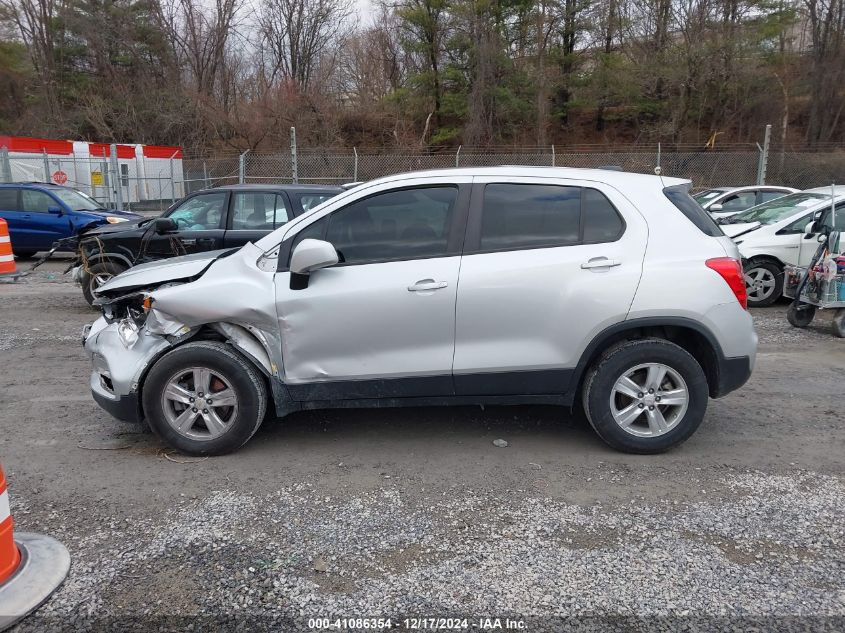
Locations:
756;124;771;185
353;147;358;182
42;150;50;183
455;145;461;167
203;161;210;188
290;127;298;183
109;144;123;211
0;147;11;182
169;154;176;204
551;145;555;167
656;142;662;175
238;149;250;184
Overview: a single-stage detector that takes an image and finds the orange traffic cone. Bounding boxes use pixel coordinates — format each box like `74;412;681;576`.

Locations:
0;219;19;280
0;464;70;631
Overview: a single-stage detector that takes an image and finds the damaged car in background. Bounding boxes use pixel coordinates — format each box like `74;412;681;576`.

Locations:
84;167;756;457
60;184;342;305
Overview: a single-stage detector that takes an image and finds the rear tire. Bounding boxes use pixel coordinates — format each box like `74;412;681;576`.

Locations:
81;261;127;306
582;339;709;454
786;302;815;328
142;341;268;456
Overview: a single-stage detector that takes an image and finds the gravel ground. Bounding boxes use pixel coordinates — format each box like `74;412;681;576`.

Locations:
2;256;844;632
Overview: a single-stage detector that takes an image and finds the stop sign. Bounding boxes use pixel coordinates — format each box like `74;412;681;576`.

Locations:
52;170;68;185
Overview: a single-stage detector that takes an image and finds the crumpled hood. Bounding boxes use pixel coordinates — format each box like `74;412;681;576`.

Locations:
96;248;238;295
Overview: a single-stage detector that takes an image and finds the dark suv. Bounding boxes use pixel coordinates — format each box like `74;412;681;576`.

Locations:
74;184;342;304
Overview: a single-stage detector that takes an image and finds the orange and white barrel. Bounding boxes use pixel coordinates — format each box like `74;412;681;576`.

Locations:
0;464;70;632
0;468;20;583
0;219;17;278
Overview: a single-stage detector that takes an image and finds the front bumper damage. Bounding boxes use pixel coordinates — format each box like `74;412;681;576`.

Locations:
83;316;173;424
82;243;286;425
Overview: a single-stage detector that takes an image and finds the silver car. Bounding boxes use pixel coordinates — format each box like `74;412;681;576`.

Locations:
83;167;757;455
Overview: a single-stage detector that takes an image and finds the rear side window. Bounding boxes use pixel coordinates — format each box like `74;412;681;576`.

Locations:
663;186;724;236
0;189;18;209
22;189;56;213
231;193;290;229
481;184;581;250
478;184;624;251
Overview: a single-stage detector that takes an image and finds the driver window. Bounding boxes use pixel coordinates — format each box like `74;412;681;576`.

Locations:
324;187;457;265
168;192;227;230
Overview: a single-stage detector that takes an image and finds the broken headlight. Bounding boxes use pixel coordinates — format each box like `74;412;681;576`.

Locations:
117;317;140;348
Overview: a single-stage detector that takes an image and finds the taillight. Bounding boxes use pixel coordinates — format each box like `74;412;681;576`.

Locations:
706;257;748;310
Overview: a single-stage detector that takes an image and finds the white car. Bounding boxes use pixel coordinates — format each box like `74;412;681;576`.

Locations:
720;186;845;306
693;186;798;219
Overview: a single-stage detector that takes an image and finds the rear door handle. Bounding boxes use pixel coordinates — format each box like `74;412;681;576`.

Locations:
408;279;448;292
581;257;621;270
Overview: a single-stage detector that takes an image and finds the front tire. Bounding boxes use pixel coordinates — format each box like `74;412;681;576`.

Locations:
582;339;709;454
81;261;127;306
142;341;268;456
13;249;37;259
744;261;783;307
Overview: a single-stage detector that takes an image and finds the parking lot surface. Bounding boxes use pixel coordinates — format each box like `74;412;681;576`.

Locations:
2;256;844;631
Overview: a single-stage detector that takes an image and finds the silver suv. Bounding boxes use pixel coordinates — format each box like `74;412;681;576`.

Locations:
83;168;757;455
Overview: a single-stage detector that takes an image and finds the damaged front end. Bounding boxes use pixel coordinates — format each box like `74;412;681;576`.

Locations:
83;288;198;423
82;243;285;425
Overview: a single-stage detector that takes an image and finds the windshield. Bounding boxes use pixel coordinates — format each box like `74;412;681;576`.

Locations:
692;189;725;203
50;188;103;211
722;192;826;225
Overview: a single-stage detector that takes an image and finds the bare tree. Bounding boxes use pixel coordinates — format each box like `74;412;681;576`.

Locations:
258;0;353;92
160;0;242;98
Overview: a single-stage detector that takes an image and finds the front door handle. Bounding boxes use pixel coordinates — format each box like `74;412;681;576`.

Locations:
581;257;621;270
180;238;197;246
408;279;448;292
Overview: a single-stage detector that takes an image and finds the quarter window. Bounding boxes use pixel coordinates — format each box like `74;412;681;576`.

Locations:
325;186;457;265
231;193;290;230
583;188;625;243
21;190;56;213
480;184;581;250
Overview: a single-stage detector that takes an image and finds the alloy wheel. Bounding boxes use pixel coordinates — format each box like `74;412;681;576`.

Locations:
609;363;689;437
160;366;239;441
744;267;777;303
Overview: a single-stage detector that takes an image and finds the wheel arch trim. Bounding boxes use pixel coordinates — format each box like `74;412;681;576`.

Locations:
567;316;727;399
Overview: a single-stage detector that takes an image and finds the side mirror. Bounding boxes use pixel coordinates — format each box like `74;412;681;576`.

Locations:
290;239;338;275
804;220;819;239
709;204;723;212
48;205;63;216
154;217;178;234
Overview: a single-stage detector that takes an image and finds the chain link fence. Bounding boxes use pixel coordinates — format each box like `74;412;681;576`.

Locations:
183;144;845;194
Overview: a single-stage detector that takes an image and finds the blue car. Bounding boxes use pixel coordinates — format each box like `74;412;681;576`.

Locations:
0;182;141;257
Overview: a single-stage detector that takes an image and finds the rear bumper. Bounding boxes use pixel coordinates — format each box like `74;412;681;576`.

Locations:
713;355;753;398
